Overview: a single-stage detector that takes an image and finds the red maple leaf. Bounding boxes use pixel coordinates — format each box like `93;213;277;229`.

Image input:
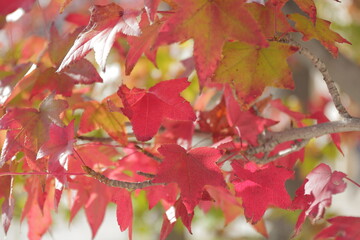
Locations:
0;95;68;166
69;175;113;238
112;189;133;240
57;3;141;72
155;119;194;149
199;185;243;225
224;87;277;146
247;1;294;39
153;144;225;213
75;99;127;145
231;161;293;223
125;12;164;75
37;122;75;209
21;176;54;240
156;0;267;83
145;183;178;210
160;198;194;240
0;163;13;234
315;216;360;240
292;163;347;235
118;78;196;141
198;97;234;142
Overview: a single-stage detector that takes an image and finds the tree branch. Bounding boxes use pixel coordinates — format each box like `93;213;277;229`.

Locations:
82;165;164;190
248;140;309;164
284;38;351;118
246;118;360;162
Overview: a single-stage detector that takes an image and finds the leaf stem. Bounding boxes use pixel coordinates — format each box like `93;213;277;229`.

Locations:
345;176;360;188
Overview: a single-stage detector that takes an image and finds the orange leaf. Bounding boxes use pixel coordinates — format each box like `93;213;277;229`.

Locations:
288;13;351;57
157;0;267;83
213;41;298;107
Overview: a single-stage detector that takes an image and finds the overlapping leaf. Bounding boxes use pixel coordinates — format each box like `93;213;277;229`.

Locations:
247;1;293;39
76;99;128;145
156;0;267;83
153;144;225;213
231;161;293;223
118;78;196;141
37;122;75;208
0;95;68;166
213;41;298;107
315;216;360;240
125;12;164;75
288;13;350;57
292;163;347;235
57;3;141;72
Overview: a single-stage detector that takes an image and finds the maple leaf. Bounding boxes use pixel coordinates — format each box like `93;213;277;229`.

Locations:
247;1;294;39
69;175;113;238
198;97;234;142
224;87;277;145
315;216;360;240
231;161;293;223
288;13;350;57
0;62;32;105
155;119;194;149
22;177;54;240
156;0;268;83
0;164;13;235
160;198;194;240
292;163;347;235
293;0;317;23
269;0;317;23
37;122;75;209
145;183;178;210
125;13;164;75
118;78;196;141
76;99;128;145
199;186;243;225
153;144;225;213
57;3;141;72
144;0;161;21
112;189;133;240
0;95;68;166
30;63;102;98
213;41;298;107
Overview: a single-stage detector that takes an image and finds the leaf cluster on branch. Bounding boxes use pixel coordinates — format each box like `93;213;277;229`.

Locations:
0;0;360;239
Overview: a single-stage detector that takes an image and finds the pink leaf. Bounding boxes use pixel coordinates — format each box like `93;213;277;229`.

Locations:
57;3;141;72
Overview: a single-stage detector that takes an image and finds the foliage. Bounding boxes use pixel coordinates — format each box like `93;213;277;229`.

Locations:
0;0;360;239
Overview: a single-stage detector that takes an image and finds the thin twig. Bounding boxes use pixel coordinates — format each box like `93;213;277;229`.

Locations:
283;37;351;118
248;139;309;164
136;171;156;178
135;145;162;162
82;165;164;190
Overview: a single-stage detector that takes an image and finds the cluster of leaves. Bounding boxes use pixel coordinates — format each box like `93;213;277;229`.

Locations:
0;0;359;239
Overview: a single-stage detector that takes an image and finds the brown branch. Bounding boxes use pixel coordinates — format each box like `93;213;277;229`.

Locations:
135;145;162;162
136;171;156;178
246;118;360;163
77;136;114;142
82;165;164;190
248;139;309;164
284;38;351;118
